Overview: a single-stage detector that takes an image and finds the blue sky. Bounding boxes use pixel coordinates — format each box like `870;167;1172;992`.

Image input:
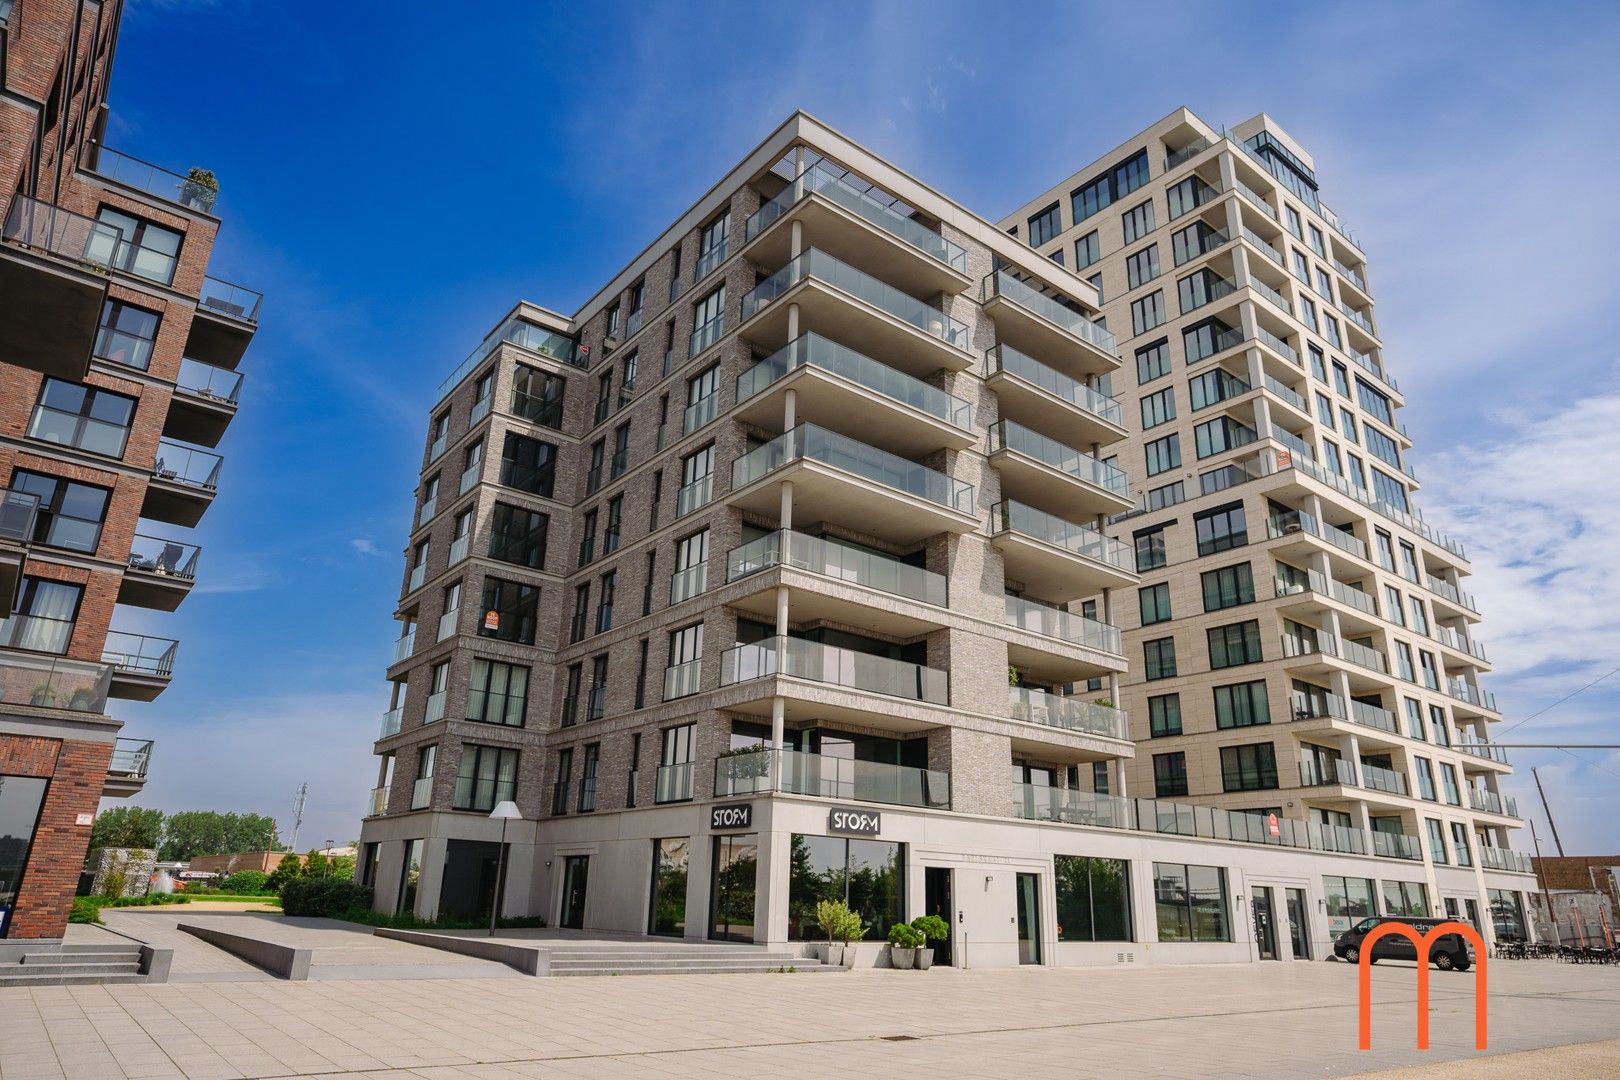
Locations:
104;0;1620;854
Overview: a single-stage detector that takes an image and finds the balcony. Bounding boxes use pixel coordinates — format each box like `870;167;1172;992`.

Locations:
675;474;714;518
1277;455;1466;561
0;195;122;379
735;333;975;456
986;420;1132;516
1478;847;1534;874
720;637;947;733
715;747;950;810
119;534;200;611
368;786;390;817
1012;784;1133;828
1425;573;1480;618
0;653;110;713
1435;625;1488;664
725;530;948;638
1359;762;1409;797
1266;509;1368;570
186;276;262;369
655;761;694;804
392;630;416;665
166;358;243;447
980;269;1119;377
380;706;403;739
102;631;178;701
728;424;976;546
1291;688;1402;739
1468;787;1518;817
1447;678;1499;716
0;489;39;608
1273;569;1380;627
1456;739;1510;768
103;737;154;798
143;440;222;527
1003;595;1123;688
88;147;219;214
1281;633;1389;692
663;658;702;701
990;500;1135;601
983;344;1125;446
744;165;970;296
1299;756;1357;788
1008;686;1127;742
669;563;707;605
739;249;972;377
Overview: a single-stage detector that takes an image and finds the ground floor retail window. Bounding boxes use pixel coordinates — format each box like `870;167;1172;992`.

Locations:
649;837;689;937
1152;862;1230;942
439;840;502;921
0;775;49;938
1489;888;1527;942
1382;879;1430;918
787;834;902;941
1055;855;1132;942
1323;875;1376;937
710;834;757;942
397;839;423;916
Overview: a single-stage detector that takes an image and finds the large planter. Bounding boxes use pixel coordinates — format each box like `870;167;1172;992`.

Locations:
889;945;917;970
817;943;844;967
915;948;935;970
840;944;857;968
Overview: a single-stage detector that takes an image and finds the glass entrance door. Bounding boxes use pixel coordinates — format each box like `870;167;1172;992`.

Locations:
1286;887;1310;960
709;834;758;942
924;867;953;965
560;855;589;929
1253;886;1278;960
1015;872;1041;965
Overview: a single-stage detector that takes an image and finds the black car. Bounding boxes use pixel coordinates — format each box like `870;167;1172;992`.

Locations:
1333;916;1475;971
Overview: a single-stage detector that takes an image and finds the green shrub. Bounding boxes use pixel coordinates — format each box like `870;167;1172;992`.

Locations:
265;857;304;894
334;908;548;931
220;870;270;894
104;893;189;909
911;915;949;942
813;899;866;944
280;876;373;917
70;897;102;924
887;923;925;948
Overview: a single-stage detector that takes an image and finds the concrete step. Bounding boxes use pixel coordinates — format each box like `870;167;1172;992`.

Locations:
0;972;146;987
10;960;142;976
23;944;140;957
543;948;799;961
21;949;142;964
549;957;824;974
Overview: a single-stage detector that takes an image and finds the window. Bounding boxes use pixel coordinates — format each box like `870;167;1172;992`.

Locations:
1069;148;1149;223
1056;856;1133;942
1382;880;1429;918
1171;222;1223;266
1194;502;1246;555
602;496;623;554
587;654;609;721
666;622;704;698
98;206;181;284
1365;426;1401;469
1139;583;1171;625
1087;273;1104;303
467;659;528;727
634;638;651;710
1440;762;1462;805
561;664;582;727
1409;597;1429;635
8;470;109;553
1323;876;1376;936
1419;650;1439;690
787;833;903;941
1181;316;1237;362
439;581;461;639
499;433;557;497
551;748;573;815
642;549;658;616
578;744;600;812
511;365;565;428
586;439;605;493
678;445;714;515
1144;433;1181;476
2;577;82;653
1309;345;1327;382
569;583;590;643
1371;469;1410;513
595;570;617;633
1125;244;1160;289
1355;379;1393;425
698;212;729;274
1135;338;1171;383
1130;291;1165;335
1426;818;1450;864
1153;752;1188;797
1201;562;1254;611
1308;223;1325;255
488;503;547;569
691;285;725;354
1214;680;1270;728
1430;705;1450;747
1074;230;1100;269
1374;530;1396;571
671;528;709;603
411;746;436;809
578;508;598;567
1148;694;1181;737
1207;620;1262;669
1395;641;1416;682
1154;863;1230;942
1415;757;1437;801
94;300;160;370
1027;202;1062;247
453;745;518;812
685;364;720;432
1144;637;1177;680
1220;743;1278;791
657;722;697;802
1134;524;1167;571
1121;200;1155;244
1194;416;1256;458
1177;269;1227;312
28;379;136;457
1140;386;1176;429
611;423;631;479
1404;697;1426;740
479;578;537;645
428;412;449;459
1145;481;1184;511
1298;295;1318;331
1451;821;1472;866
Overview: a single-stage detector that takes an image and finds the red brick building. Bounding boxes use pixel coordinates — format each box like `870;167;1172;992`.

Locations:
0;0;258;940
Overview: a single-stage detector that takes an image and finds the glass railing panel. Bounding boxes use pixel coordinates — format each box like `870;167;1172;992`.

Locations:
2;194;123;270
746;166;967;271
1011;783;1132;827
987;421;1129;494
198;276;263;323
176;358;244;403
1007;686;1126;739
742;249;969;350
1241;227;1285;264
663;658;702;701
725;530;947;607
379;707;403;739
731;424;973;513
981;270;1118;355
675;474;714;518
986;345;1123;427
154;440;222;490
0;489;40;543
101;631;177;676
127;534;201;579
737;334;972;430
669;563;708;605
1003;595;1122;655
91;148;219;212
107;738;153;777
393;631;416;663
1254;326;1299;364
683;391;719;433
720;636;947;704
1359;762;1408;796
775;748;950;809
989;500;1133;572
369;786;390;816
655;761;694;803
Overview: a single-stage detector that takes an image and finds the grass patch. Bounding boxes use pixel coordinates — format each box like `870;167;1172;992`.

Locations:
183;894;282;906
70;893;193;924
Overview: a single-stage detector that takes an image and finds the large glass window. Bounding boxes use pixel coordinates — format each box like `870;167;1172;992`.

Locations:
1130;291;1165;336
1134;524;1167;571
1027;202;1062;247
1381;880;1430;918
1069;148;1149;224
93;300;160;370
1200;562;1254;611
511;365;565;428
1125;244;1160;289
1144;434;1181;476
1055;855;1133;942
499;433;557;496
1154;863;1230;942
649;837;689;937
787;833;903;941
1121;200;1155;244
1;577;82;653
97;206;181;284
1194;502;1247;555
478;578;538;645
1148;693;1182;737
1153;751;1187;797
1323;875;1376;936
710;834;758;942
488;502;547;569
1143;636;1177;680
1213;680;1270;729
466;658;528;727
1135;338;1171;383
452;744;518;812
1074;230;1100;269
1489;889;1526;942
1207;620;1262;669
1219;742;1278;791
27;379;136;458
1138;582;1172;625
1140;387;1176;429
0;774;49;938
8;469;109;553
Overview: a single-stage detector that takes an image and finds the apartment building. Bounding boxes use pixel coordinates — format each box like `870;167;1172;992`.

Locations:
0;0;258;940
1001;108;1529;941
360;110;1536;968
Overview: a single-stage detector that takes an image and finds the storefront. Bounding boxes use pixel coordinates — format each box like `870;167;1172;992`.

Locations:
0;775;48;939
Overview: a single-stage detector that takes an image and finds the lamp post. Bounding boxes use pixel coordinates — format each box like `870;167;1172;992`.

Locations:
487;800;522;937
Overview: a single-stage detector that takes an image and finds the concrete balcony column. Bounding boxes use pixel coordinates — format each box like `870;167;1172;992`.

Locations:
1341;730;1362;786
1252;392;1275;443
790;219;804;260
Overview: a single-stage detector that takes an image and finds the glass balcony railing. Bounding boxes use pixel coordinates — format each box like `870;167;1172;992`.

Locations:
154;440;222;491
738;333;972;430
198;276;262;324
1284;454;1467;559
127;534;200;579
393;630;416;664
1457;739;1509;765
1267;510;1369;560
91;147;220;212
1163;137;1213;171
714;747;950;810
741;249;970;351
407;564;426;592
694;238;729;282
1436;625;1487;662
435;315;581;407
107;737;153;778
379;706;403;739
1478;847;1534;873
1447;679;1497;711
720;636;947;705
1348;348;1397;391
1269;425;1316;465
990;500;1134;572
981;270;1118;356
1468;787;1518;816
425;690;447;724
369;786;390;817
1012;784;1133;828
669;563;708;605
1290;689;1400;735
1007;686;1126;740
987;420;1129;496
655;761;694;804
1254;325;1299;364
1339;301;1376;336
1241;227;1285;265
683;391;719;433
1282;631;1387;674
0;488;40;543
176;357;243;404
726;529;947;607
1259;374;1306;413
675;474;714;518
1;194;123;270
1273;569;1379;617
1299;756;1356;787
1003;595;1122;655
1359;762;1409;796
1426;574;1479;612
663;658;702;701
985;344;1123;427
732;423;974;514
102;631;177;677
1234;179;1279;220
1249;275;1292;316
410;776;432;809
746;165;968;272
1369;830;1422;860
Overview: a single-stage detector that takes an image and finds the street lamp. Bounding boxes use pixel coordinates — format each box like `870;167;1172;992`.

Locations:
487;800;522;937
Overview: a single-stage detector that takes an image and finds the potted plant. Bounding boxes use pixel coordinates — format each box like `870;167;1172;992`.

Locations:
910;915;949;970
887;922;924;969
832;903;867;967
814;898;849;966
181;168;219;212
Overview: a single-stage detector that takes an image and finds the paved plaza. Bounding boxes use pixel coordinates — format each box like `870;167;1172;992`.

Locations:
1;945;1618;1080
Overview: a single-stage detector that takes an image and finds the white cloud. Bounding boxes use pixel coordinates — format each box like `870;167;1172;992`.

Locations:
350;537;385;558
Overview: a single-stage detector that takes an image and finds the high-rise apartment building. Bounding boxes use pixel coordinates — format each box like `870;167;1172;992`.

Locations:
0;0;258;941
360;110;1534;967
1002;108;1524;938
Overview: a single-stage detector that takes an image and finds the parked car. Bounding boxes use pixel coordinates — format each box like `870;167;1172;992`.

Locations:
1334;916;1474;971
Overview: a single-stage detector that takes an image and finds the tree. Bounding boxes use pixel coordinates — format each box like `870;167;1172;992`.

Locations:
158;811;281;861
90;807;163;850
265;855;305;895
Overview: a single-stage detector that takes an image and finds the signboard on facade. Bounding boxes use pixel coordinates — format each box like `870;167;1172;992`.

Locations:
483;610;500;631
710;803;752;830
1268;813;1280;837
828;806;881;835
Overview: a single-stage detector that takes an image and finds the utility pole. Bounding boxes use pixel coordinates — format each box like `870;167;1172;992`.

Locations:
1529;819;1560;945
289;783;307;852
1532;767;1565;856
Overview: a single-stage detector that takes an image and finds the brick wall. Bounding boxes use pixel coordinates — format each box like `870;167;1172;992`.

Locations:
0;733;111;939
